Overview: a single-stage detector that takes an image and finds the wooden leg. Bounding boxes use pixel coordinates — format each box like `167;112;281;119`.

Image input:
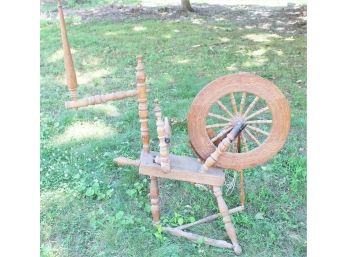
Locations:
239;170;245;207
213;186;242;255
150;176;160;224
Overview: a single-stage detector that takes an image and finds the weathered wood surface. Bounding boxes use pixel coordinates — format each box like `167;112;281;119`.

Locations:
139;151;225;186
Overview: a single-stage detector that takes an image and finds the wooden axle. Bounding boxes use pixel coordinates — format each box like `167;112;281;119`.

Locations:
65;89;145;109
201;120;246;173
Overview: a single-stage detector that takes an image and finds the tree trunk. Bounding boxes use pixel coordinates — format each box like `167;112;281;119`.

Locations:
181;0;194;12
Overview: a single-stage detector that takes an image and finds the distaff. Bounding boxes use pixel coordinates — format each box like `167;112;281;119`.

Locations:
57;0;77;100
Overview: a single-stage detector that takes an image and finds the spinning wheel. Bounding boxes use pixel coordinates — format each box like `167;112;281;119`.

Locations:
56;1;292;253
188;73;291;170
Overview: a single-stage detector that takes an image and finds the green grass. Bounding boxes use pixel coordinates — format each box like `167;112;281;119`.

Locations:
40;14;306;257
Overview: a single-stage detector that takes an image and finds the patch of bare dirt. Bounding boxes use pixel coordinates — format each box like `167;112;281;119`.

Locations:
42;3;306;35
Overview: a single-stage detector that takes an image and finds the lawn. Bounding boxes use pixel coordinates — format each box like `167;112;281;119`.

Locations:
40;3;306;256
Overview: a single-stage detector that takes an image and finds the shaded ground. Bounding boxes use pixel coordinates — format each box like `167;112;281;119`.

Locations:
42;3;306;34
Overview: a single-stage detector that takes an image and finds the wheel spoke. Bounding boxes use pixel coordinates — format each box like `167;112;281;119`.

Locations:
206;122;231;129
216;100;234;118
246;120;272;124
239;92;247;113
245;128;261;146
208;112;232;122
247;125;269;136
245;106;269;120
230;93;238;114
243;96;259;117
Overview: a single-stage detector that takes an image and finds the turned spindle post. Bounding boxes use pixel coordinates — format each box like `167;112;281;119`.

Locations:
213;186;242;255
136;56;150;152
57;0;78;101
201;121;246;173
150;176;160;224
154;99;171;173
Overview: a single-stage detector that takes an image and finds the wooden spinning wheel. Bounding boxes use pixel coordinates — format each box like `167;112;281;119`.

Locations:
188;73;291;170
56;1;292;253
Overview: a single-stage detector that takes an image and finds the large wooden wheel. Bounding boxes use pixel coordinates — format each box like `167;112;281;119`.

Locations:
188;73;291;170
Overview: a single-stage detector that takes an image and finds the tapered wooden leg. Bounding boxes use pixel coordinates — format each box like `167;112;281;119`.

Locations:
213;186;242;255
150;176;160;224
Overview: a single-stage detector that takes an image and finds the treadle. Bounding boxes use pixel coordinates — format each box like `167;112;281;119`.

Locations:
163;227;233;249
139;151;225;186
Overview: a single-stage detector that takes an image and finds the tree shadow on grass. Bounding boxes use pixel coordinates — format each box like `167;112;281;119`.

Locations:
42;2;306;35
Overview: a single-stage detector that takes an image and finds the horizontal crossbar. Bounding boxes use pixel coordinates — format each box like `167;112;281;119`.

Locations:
65;88;150;109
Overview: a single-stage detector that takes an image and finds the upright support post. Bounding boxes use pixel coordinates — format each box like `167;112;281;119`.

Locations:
237;135;245;207
150;176;160;224
136;55;150;152
136;56;159;223
239;170;245;206
57;0;78;101
154;99;171;173
213;186;242;255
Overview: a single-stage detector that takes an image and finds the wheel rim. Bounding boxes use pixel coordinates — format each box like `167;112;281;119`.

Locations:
188;73;291;170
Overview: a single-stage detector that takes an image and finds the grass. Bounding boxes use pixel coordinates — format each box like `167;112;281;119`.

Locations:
40;9;306;257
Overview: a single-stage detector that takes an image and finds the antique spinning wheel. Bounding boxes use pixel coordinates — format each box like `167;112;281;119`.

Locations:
188;73;291;170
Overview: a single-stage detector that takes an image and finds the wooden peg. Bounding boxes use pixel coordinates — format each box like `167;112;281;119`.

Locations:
154;99;171;173
201;120;246;172
57;0;78;101
136;55;150;152
114;157;140;167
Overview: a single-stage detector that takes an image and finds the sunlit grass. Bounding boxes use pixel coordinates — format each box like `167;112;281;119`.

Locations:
52;121;114;145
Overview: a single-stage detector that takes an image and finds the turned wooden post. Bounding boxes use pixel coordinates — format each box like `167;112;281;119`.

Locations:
136;56;150;152
57;0;78;101
201;121;246;172
213;186;242;255
154;99;171;173
150;176;160;224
